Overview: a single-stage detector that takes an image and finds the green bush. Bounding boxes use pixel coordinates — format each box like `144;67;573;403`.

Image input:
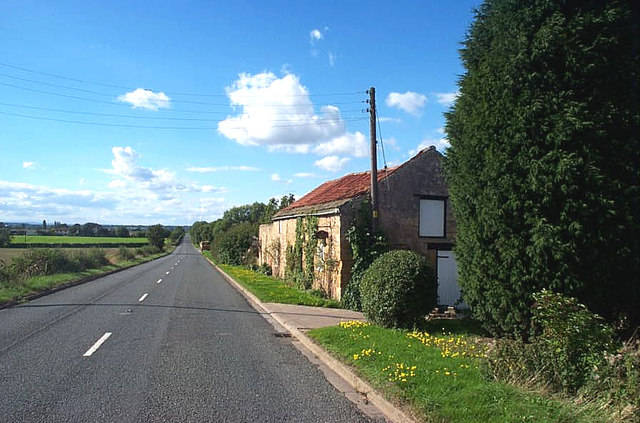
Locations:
360;250;437;329
486;290;618;393
586;338;640;419
212;222;257;266
0;248;109;282
117;246;135;261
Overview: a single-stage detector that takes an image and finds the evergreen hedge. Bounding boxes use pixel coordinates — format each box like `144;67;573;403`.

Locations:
444;0;639;336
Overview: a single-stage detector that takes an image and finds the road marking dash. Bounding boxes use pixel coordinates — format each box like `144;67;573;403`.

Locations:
156;279;162;284
138;293;149;302
83;332;112;357
165;271;170;274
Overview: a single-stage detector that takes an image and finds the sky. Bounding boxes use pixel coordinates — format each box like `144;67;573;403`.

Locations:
0;0;481;226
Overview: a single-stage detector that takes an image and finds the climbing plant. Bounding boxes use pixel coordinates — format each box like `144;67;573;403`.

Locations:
342;200;387;311
284;216;319;290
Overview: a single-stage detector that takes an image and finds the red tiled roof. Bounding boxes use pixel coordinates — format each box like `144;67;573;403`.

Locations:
279;166;399;214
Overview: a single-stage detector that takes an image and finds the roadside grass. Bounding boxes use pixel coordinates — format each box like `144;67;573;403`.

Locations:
11;235;148;245
308;322;608;423
0;249;170;304
203;251;341;308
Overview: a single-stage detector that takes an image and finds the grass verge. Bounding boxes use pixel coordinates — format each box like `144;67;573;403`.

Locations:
308;322;609;423
11;235;148;245
203;251;341;308
0;250;171;305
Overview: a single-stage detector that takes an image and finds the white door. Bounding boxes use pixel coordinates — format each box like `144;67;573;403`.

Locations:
437;250;463;307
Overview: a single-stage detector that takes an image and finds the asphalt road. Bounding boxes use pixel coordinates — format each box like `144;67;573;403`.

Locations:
0;237;371;422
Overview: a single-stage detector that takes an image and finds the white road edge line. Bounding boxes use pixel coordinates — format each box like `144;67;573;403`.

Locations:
138;293;149;302
156;279;162;284
83;332;112;357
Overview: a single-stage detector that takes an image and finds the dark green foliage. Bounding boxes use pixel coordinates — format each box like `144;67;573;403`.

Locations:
147;224;169;250
114;226;130;238
168;226;185;244
342;201;387;311
189;195;295;246
444;0;640;337
360;250;437;329
486;290;618;394
0;228;10;247
212;222;257;265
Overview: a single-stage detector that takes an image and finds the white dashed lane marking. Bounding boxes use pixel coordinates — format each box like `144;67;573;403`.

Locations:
138;293;149;302
83;332;112;357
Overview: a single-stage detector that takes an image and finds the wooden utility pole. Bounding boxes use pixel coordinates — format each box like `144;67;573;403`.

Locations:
368;87;378;234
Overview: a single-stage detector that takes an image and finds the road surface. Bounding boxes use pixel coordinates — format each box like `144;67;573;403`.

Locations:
0;237;371;422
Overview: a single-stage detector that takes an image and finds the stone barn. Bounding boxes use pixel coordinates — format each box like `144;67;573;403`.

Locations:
258;146;460;304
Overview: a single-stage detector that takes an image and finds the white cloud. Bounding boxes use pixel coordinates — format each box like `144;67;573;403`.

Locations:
0;180;117;219
107;146;223;195
434;91;459;107
186;166;260;173
409;138;450;156
310;29;323;43
270;173;292;184
314;131;368;158
386;91;427;115
218;72;363;157
117;88;170;110
314;156;350;172
328;52;336;67
22;161;36;169
378;116;402;124
294;172;317;178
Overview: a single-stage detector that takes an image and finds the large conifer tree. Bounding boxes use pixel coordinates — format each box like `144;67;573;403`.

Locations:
444;0;639;336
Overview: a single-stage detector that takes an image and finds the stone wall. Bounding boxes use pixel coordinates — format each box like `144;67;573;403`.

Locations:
258;213;346;300
377;147;455;267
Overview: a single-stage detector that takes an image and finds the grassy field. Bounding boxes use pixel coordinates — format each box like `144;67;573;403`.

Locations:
203;251;341;308
11;236;148;245
308;322;608;423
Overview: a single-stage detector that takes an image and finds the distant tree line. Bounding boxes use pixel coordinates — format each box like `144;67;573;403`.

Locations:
190;194;294;265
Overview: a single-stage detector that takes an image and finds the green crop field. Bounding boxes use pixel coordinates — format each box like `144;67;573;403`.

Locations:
11;236;148;245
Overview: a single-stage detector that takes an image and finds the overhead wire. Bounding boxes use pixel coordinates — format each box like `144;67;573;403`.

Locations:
0;110;367;130
0;62;370;130
0;61;362;98
0;101;365;122
375;108;391;192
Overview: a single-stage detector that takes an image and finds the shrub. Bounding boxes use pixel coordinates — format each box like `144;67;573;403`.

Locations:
586;338;640;419
486;290;618;393
212;222;257;266
117;246;135;261
360;250;437;329
84;248;109;268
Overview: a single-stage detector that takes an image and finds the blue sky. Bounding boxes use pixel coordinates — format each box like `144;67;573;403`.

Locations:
0;0;481;226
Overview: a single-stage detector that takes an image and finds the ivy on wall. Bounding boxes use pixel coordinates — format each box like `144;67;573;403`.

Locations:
285;216;319;290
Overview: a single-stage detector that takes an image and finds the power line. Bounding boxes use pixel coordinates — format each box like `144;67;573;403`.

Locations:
0;80;363;108
0;62;363;98
0;101;364;121
0;109;367;130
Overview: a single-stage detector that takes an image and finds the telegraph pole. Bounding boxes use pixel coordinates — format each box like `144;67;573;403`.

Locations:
368;87;378;234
